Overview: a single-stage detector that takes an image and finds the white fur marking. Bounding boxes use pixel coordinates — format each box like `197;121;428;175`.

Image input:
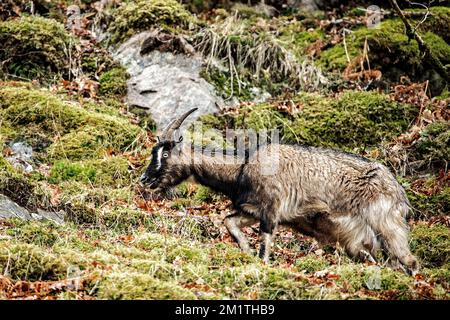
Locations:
156;148;163;170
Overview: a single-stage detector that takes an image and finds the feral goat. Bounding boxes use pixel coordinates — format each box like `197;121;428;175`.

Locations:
140;108;418;274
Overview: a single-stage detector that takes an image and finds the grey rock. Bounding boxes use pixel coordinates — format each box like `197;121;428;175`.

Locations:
0;194;66;224
0;194;33;220
34;209;66;225
6;141;34;173
113;32;223;132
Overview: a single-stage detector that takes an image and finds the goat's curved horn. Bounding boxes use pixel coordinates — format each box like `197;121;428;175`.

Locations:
160;108;198;141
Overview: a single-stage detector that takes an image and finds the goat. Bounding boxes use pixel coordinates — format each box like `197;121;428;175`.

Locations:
140;108;418;274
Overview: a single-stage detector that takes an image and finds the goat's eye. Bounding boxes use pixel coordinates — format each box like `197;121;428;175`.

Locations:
162;152;169;158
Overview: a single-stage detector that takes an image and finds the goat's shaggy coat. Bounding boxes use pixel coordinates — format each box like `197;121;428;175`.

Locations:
141;109;418;273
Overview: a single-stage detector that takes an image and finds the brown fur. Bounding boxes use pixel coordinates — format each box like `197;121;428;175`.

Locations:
142;139;418;273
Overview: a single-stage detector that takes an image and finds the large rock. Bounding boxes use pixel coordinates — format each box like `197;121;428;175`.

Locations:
0;194;65;224
113;32;223;131
0;194;32;220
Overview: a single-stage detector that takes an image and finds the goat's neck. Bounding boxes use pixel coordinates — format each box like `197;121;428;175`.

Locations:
180;149;243;196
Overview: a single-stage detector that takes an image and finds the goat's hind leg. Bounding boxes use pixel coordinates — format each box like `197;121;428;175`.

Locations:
368;201;419;274
378;220;418;274
224;212;257;253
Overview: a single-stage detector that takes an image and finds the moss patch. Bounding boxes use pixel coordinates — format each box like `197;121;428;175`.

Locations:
201;91;417;150
0;86;141;160
407;187;450;219
279;22;324;58
0;16;74;82
0;219;448;299
413;122;450;167
97;272;197;299
410;223;450;268
48;156;130;187
317;17;450;83
107;0;195;45
99;66;129;97
0;242;69;281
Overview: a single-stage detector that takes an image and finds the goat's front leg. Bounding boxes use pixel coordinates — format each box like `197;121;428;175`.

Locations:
224;212;257;253
259;216;277;264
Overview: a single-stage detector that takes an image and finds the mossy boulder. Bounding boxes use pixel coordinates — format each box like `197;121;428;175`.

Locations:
0;86;142;160
201;91;417;150
0;16;74;82
317;16;450;90
286;91;417;148
419;7;450;43
107;0;195;45
0;163;41;211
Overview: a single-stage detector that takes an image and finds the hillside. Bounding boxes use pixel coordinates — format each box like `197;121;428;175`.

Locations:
0;0;448;300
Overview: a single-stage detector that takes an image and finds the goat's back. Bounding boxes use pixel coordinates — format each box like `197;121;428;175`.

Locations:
242;144;408;218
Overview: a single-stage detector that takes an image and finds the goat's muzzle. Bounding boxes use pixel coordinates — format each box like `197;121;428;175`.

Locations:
140;174;158;189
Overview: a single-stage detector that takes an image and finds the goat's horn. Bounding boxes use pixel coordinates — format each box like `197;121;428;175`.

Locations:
161;108;198;141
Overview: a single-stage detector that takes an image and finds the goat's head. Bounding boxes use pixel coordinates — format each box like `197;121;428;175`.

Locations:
140;108;197;191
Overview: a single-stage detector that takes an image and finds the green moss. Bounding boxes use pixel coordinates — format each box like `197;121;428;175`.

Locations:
5;219;59;247
200;68;253;100
410;224;450;268
407;188;450;218
0;86;141;159
279;22;324;58
435;88;450;100
0;16;74;81
102;208;151;232
97;272;196;299
210;243;258;267
422;264;450;286
288;91;416;149
260;268;309;299
294;254;330;273
414;122;450;165
193;185;216;202
0;217;447;299
317;17;450;81
231;3;269;18
418;7;450;43
107;0;195;45
0;164;42;210
48;126;109;160
99;67;129;97
333;264;411;296
202;91;416;150
0;242;68;281
401;175;450;218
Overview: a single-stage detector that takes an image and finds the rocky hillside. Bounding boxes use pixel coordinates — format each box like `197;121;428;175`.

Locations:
0;0;448;299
